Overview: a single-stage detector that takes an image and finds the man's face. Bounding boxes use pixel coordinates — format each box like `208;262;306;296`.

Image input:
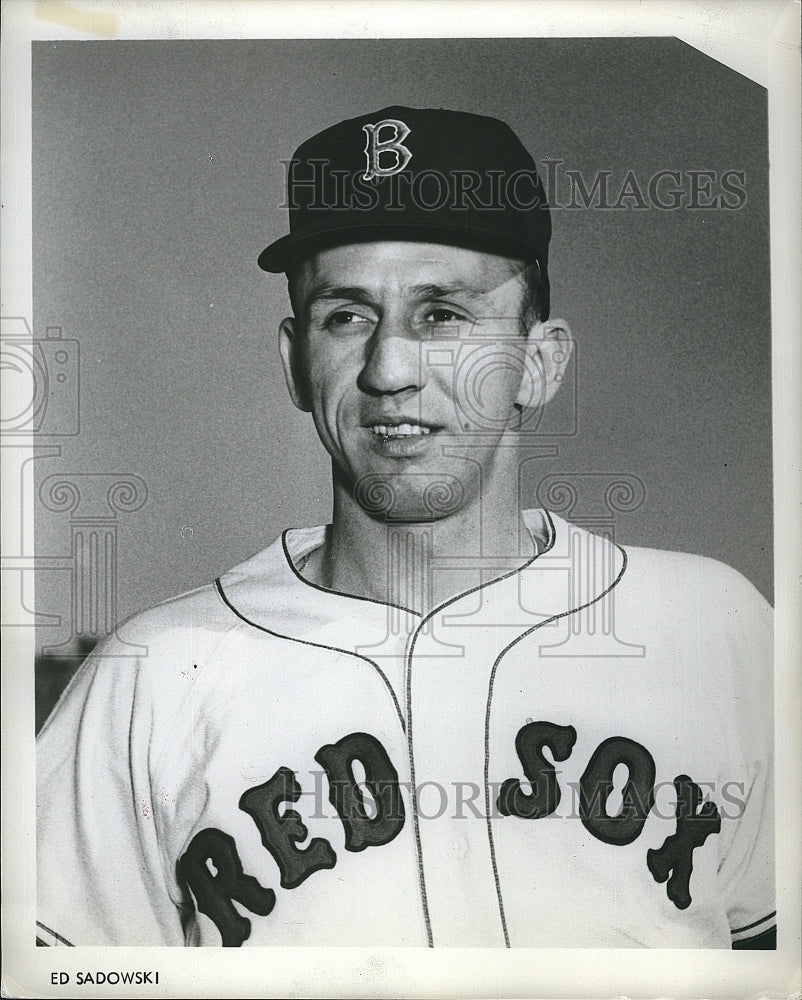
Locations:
279;241;547;522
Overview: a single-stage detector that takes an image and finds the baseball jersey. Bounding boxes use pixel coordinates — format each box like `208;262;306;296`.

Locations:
36;510;775;948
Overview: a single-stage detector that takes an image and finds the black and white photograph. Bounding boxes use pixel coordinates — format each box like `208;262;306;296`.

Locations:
2;1;799;997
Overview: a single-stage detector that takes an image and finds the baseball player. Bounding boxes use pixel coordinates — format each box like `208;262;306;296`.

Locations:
36;107;775;949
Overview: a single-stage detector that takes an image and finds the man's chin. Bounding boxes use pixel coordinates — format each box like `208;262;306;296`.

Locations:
352;470;467;523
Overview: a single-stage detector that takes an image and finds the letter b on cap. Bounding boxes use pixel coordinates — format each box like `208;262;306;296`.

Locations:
362;119;412;181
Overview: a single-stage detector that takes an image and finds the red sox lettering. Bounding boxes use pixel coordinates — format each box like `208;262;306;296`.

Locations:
178;723;721;946
179;732;405;947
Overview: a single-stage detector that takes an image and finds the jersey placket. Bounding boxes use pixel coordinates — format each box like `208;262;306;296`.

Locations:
404;518;626;947
405;571;543;947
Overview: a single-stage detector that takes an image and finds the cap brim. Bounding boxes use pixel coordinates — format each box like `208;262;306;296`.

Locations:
258;219;547;273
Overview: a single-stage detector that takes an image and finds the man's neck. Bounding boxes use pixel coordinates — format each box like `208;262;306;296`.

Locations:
304;484;535;615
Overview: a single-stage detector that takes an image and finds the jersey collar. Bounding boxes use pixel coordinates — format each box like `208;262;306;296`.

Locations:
216;509;625;643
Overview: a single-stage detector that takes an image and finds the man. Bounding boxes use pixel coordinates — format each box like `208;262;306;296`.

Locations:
36;107;774;949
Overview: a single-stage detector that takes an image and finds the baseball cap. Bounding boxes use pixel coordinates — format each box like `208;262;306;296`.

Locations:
258;105;551;315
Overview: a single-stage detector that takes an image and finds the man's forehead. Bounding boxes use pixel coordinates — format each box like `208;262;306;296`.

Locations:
293;241;526;300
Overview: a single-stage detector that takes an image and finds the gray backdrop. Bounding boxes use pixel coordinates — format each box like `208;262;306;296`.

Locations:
32;38;771;711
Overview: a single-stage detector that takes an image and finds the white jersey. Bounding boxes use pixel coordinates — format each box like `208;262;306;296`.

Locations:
36;510;775;948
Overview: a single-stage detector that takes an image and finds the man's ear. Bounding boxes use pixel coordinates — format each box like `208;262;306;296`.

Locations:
278;317;311;413
517;317;574;409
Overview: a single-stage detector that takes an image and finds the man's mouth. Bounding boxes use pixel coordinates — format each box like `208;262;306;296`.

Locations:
369;423;432;439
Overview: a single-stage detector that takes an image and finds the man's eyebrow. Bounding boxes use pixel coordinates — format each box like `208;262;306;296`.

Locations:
409;283;489;302
302;281;493;308
304;284;375;306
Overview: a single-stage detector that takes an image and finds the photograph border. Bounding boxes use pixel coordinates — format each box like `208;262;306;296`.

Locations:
2;2;800;997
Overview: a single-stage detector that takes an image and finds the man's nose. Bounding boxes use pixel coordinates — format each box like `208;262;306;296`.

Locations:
358;317;428;395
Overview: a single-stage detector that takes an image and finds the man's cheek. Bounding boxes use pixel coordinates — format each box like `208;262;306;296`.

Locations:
450;344;526;430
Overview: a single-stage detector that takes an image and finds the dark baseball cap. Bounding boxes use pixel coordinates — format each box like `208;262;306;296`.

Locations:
258;105;551;313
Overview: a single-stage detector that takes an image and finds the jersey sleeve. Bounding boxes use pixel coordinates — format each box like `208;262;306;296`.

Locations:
36;635;187;946
711;567;776;947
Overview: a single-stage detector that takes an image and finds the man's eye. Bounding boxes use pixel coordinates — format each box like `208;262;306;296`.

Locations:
325;310;371;328
424;308;464;325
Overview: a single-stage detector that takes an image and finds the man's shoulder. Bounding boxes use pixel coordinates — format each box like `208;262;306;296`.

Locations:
104;529;302;653
37;531;309;739
112;581;228;645
618;537;770;611
543;511;771;614
621;536;756;586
